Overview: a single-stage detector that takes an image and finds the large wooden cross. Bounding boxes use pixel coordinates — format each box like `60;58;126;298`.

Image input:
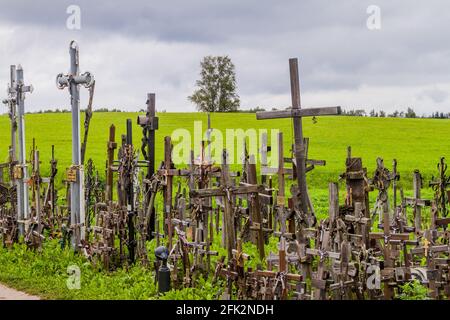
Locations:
256;58;341;226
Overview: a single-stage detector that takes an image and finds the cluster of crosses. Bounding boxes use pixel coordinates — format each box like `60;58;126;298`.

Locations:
1;41;450;300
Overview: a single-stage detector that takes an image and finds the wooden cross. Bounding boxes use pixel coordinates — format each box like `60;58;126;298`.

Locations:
369;202;412;299
253;237;303;300
105;125;117;203
370;157;398;227
306;183;341;300
256;58;341;227
340;146;370;218
247;155;267;260
429;157;450;218
410;234;450;299
190;150;265;260
404;170;431;235
329;239;357;300
158;136;190;250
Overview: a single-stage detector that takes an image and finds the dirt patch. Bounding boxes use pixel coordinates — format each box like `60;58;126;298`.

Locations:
0;283;40;300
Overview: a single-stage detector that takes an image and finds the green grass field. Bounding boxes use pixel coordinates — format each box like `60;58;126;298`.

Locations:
1;112;449;192
0;112;449;299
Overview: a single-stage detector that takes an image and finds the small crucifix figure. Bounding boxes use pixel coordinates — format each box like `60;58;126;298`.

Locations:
256;58;341;227
56;41;95;250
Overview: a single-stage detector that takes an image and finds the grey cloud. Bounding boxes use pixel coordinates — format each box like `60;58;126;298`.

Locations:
0;0;450;115
418;88;449;104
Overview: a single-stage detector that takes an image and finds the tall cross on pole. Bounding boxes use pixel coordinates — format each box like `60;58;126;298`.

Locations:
2;65;18;165
56;41;95;250
138;93;159;239
15;65;33;236
256;58;341;227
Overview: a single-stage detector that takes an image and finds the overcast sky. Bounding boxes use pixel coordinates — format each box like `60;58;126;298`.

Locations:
0;0;449;115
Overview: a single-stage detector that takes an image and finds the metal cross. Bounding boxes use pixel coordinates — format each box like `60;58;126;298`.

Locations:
2;65;18;165
15;65;33;236
56;41;95;250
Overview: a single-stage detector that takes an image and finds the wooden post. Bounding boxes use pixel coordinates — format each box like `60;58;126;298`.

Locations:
106;125;116;203
413;170;422;233
248;154;265;260
221;150;235;261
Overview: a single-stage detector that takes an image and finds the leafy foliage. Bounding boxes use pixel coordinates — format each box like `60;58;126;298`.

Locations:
398;280;430;300
189;56;240;112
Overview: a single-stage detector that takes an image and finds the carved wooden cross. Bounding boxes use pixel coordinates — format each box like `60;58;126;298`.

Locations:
190;150;265;260
410;234;450;299
369;201;412;299
306;183;341;299
256;58;341;227
105;125;117;203
370;157;398;227
429;157;450;218
254;237;303;300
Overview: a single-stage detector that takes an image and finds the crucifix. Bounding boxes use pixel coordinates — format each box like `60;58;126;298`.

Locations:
138;93;159;239
56;41;95;250
14;65;33;236
256;58;341;227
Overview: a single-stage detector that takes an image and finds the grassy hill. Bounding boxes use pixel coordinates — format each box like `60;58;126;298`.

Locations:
1;112;449;194
0;112;449;299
